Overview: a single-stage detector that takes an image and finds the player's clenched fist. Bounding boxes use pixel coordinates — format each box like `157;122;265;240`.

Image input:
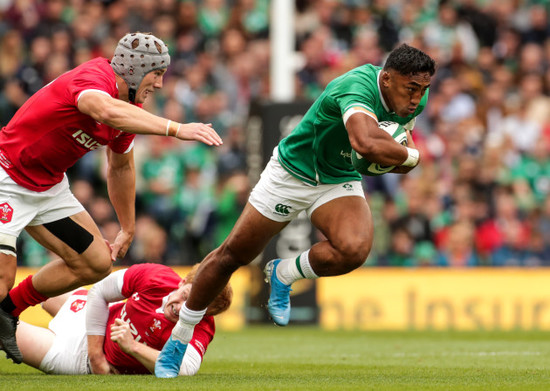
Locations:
110;318;134;354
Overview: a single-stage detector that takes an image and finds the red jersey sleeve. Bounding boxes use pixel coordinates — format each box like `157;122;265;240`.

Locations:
67;70;118;107
108;132;135;154
120;263;180;297
122;263;181;297
189;315;216;360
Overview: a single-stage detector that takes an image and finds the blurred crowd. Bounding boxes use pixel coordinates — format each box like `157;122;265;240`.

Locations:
2;0;550;267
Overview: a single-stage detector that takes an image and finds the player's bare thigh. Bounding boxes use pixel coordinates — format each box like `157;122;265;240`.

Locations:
310;195;373;270
26;210;108;260
222;202;289;264
25;211;111;285
16;321;55;370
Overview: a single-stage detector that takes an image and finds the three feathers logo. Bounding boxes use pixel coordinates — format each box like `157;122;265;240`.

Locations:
70;299;86;313
0;203;13;224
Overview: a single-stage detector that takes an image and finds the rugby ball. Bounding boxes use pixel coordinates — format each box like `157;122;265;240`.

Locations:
351;121;408;176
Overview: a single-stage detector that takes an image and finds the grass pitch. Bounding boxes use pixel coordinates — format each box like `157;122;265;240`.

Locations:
1;327;549;390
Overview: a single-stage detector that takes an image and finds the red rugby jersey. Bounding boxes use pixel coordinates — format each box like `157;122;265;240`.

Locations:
0;57;136;191
103;263;215;374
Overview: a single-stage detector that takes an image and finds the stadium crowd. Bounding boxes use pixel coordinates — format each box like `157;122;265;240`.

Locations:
1;0;550;267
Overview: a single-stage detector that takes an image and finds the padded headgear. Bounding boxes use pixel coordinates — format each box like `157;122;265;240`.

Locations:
111;32;170;102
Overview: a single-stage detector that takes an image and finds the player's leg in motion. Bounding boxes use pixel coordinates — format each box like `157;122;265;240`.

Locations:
0;245;21;363
265;195;373;326
0;212;111;363
155;203;287;377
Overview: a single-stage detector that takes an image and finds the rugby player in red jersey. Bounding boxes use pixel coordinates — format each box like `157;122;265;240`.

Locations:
0;32;222;364
15;263;232;375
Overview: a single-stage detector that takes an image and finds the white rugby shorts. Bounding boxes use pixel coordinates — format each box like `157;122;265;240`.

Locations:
39;292;91;374
249;148;365;222
0;167;84;237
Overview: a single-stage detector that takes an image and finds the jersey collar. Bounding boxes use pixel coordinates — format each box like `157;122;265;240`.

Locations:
156;290;178;315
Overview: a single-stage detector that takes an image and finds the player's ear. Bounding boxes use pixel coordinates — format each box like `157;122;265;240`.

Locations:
380;70;389;82
179;279;186;287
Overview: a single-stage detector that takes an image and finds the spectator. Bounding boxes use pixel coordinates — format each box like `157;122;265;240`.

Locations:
436;219;479;267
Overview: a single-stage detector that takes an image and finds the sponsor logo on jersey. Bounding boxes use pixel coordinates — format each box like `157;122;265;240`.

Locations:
72;130;102;151
119;303;143;343
274;203;292;216
70;299;86;313
340;150;352;159
0;203;13;224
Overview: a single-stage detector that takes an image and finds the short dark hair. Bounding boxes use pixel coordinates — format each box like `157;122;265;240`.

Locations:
383;44;436;76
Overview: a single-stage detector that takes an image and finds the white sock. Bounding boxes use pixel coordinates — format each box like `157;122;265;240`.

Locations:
276;250;318;285
173;304;206;343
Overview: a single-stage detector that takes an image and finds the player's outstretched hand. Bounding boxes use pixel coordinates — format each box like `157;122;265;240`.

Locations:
175;123;223;146
110;229;134;261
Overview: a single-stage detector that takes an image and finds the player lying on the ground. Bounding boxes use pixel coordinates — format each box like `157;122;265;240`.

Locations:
14;263;232;375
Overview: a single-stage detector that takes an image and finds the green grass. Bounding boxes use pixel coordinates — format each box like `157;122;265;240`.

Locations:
1;327;550;390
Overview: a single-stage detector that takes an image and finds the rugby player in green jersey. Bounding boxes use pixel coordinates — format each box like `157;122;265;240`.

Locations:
155;43;436;377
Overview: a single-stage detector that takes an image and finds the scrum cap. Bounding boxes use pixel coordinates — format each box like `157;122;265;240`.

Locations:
111;32;170;102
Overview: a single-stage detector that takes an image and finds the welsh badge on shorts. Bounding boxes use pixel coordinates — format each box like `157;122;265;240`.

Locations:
0;203;13;224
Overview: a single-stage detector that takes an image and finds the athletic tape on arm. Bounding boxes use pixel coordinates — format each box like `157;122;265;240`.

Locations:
342;106;378;126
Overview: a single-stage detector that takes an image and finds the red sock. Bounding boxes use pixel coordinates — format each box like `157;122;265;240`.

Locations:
9;275;49;316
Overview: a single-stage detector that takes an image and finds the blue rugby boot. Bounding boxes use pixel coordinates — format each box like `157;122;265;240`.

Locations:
264;259;292;326
155;335;187;378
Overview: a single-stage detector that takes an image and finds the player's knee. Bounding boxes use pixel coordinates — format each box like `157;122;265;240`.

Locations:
336;236;372;271
80;262;112;285
76;250;112;285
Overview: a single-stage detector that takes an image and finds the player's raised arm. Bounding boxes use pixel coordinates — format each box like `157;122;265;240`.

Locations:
77;32;222;146
77;92;222;146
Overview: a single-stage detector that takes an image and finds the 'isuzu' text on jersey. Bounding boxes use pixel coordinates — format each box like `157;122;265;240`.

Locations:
0;57;136;192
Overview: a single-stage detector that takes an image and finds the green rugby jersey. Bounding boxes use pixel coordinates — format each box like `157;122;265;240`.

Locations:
277;64;429;186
